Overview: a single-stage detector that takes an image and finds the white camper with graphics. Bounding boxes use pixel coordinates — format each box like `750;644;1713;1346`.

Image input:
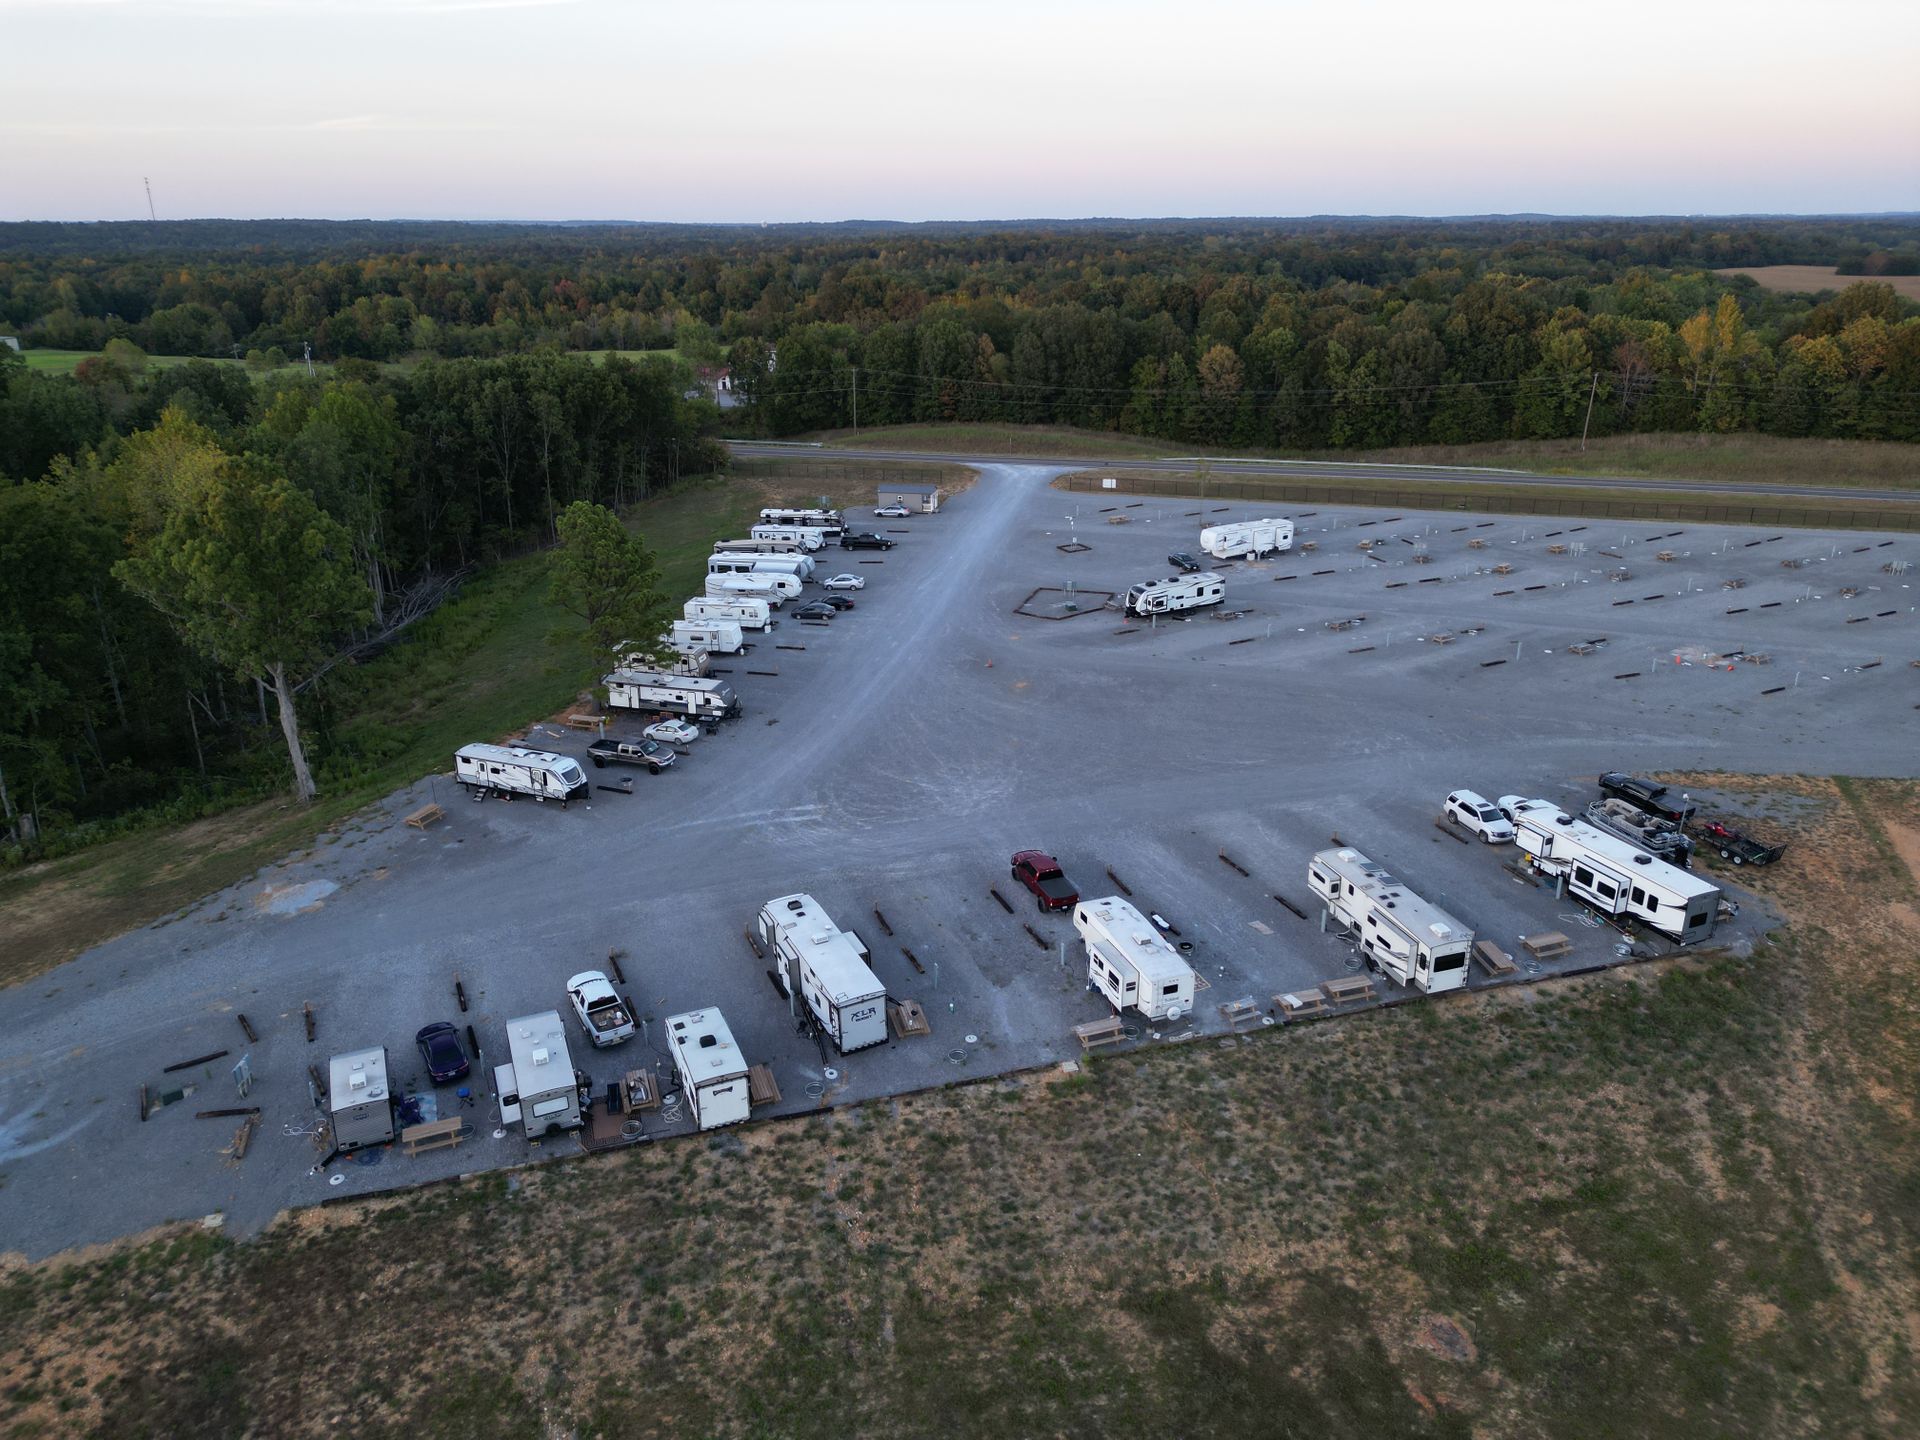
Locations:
666;1007;752;1131
685;595;774;631
1508;799;1722;944
494;1010;581;1138
1307;847;1473;993
1073;896;1196;1021
755;893;887;1052
1199;517;1294;560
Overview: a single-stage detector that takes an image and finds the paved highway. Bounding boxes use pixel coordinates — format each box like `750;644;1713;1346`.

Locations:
727;440;1920;505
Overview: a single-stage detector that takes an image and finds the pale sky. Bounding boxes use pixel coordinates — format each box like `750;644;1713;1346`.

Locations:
3;0;1916;222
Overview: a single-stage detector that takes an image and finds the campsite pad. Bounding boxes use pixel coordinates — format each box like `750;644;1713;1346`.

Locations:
1015;586;1115;620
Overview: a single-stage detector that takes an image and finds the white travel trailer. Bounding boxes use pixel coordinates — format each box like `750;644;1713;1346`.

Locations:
1509;800;1722;944
1124;571;1226;616
759;506;844;539
495;1010;582;1138
705;558;802;597
1307;847;1473;994
666;1007;752;1131
749;524;826;552
667;619;746;656
755;893;888;1053
713;550;815;581
685;595;775;631
327;1046;394;1151
454;744;589;804
605;669;742;721
716;535;811;556
1073;896;1196;1021
1199;517;1294;561
705;573;785;606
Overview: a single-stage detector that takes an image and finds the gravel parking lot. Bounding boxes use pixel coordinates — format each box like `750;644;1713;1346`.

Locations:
1;465;1913;1259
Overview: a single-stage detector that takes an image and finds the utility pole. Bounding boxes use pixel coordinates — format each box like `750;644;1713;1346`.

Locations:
1580;370;1599;451
851;365;858;432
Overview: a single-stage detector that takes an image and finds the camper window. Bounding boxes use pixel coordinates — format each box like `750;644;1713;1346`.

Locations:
699;1034;718;1048
1631;886;1645;906
1434;953;1467;972
1161;983;1180;997
1574;866;1594;888
1644;895;1659;913
531;1097;570;1118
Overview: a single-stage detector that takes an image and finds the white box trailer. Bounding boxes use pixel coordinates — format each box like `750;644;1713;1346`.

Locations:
706;558;802;597
748;525;825;552
1124;571;1226;616
495;1010;581;1138
605;668;741;722
1509;800;1722;944
713;550;814;581
668;619;745;655
759;506;843;539
1200;517;1294;560
327;1046;395;1151
755;893;888;1052
666;1007;752;1131
1307;847;1473;993
1073;896;1196;1021
685;595;774;631
454;743;589;804
705;574;785;607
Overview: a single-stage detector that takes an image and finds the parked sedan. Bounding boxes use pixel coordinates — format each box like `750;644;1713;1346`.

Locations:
822;573;866;591
415;1022;470;1084
792;601;838;620
644;718;699;746
1167;551;1202;572
819;593;855;610
874;503;913;518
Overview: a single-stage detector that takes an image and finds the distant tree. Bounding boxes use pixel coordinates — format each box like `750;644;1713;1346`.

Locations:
115;444;371;802
548;501;671;666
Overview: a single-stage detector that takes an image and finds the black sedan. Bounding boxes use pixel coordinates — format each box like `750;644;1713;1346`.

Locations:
415;1022;470;1084
819;593;856;610
792;601;838;621
1167;551;1202;572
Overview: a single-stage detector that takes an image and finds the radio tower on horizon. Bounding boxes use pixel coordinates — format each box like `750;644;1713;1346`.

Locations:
144;177;156;222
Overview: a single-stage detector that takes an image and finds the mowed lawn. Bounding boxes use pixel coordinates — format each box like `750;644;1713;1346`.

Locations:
0;777;1914;1440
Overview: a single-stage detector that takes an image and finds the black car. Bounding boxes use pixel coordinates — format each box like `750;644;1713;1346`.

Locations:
1167;552;1202;572
415;1022;470;1084
792;601;838;620
819;593;856;610
839;532;895;550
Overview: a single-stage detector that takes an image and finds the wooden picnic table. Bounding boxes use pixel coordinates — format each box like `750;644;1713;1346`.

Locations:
747;1064;782;1107
1320;975;1378;1005
404;802;445;830
400;1116;467;1156
1275;991;1330;1021
1074;1016;1127;1050
1522;931;1574;961
1474;939;1517;977
620;1069;660;1113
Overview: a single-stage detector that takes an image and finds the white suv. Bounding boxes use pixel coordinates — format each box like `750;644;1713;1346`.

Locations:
1445;789;1516;843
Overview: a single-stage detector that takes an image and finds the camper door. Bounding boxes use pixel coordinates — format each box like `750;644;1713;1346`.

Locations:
1087;938;1136;1012
494;1063;521;1127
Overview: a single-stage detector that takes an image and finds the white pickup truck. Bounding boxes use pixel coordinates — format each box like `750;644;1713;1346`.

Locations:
566;970;635;1047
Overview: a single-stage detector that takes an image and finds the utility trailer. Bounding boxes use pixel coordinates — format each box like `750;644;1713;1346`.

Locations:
1123;571;1226;616
1072;896;1196;1022
755;893;887;1053
1693;818;1788;867
1510;799;1723;944
666;1007;751;1130
496;1010;582;1138
1199;517;1294;560
1585;799;1694;867
327;1046;394;1151
1307;847;1473;994
605;669;742;722
454;744;589;805
685;595;775;631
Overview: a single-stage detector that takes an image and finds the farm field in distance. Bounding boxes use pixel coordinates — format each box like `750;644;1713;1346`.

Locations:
1;775;1913;1440
1717;265;1920;302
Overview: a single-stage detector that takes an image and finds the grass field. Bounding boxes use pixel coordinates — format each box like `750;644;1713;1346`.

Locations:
1717;266;1920;303
800;424;1920;492
0;459;972;985
1;776;1913;1439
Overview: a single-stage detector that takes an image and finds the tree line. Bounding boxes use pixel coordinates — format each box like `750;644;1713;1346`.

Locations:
0;345;717;856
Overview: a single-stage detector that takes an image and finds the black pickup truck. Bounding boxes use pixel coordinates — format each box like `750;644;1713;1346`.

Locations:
1598;771;1696;825
839;531;896;551
586;737;675;773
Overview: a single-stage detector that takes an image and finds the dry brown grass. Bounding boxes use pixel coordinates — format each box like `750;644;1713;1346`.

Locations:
1717;266;1920;303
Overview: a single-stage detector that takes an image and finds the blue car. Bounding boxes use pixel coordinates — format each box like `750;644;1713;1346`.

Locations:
415;1022;470;1084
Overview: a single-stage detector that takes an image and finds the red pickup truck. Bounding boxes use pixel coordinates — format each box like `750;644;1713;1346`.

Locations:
1010;851;1079;912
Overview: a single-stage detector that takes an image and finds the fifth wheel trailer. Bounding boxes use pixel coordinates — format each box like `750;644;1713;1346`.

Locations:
705;558;802;597
666;619;746;656
759;506;844;538
1124;571;1225;616
666;1007;752;1130
1072;896;1196;1021
748;525;826;551
1509;799;1722;944
454;744;589;804
755;893;888;1052
1307;847;1473;994
705;574;785;607
327;1047;395;1151
605;668;742;722
495;1010;582;1138
712;549;815;581
1200;517;1293;560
